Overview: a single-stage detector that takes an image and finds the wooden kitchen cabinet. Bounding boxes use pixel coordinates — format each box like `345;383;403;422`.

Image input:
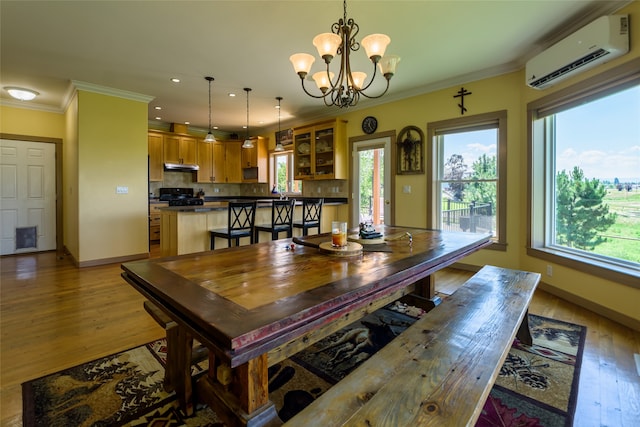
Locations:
241;136;268;182
225;140;242;183
164;134;197;165
196;140;242;183
149;202;167;242
293;119;347;180
148;132;164;181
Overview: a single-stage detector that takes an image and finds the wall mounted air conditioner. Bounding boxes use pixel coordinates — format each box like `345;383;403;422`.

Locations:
525;14;629;89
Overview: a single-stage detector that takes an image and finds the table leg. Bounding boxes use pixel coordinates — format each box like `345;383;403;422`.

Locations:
173;326;195;416
197;351;280;427
402;275;442;312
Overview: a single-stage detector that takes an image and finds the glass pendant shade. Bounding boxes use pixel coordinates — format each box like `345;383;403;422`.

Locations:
350;72;367;89
290;53;315;76
242;138;254;149
379;55;401;77
313;33;341;60
312;71;335;92
204;132;216;142
361;34;391;61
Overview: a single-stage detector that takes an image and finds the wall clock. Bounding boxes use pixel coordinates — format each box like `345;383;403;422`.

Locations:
362;116;378;134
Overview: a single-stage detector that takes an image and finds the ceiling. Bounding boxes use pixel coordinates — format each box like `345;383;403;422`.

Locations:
0;1;630;136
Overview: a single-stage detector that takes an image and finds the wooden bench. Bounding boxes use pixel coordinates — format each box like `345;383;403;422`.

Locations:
143;300;209;414
285;265;540;427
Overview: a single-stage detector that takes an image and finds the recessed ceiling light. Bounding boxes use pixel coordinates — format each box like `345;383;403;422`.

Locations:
213;126;218;130
228;93;236;97
155;116;162;120
170;78;180;83
4;86;39;101
184;121;190;125
154;106;162;110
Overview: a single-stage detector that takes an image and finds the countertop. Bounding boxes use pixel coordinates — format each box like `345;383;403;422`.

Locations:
153;197;347;213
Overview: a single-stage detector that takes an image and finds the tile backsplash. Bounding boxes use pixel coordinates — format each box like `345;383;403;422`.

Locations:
150;172;348;199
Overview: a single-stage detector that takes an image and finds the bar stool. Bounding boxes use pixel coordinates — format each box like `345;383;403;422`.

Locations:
254;199;296;242
293;198;323;236
210;201;256;250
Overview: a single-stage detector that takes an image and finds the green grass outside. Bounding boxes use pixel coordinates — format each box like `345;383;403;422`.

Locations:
594;188;640;263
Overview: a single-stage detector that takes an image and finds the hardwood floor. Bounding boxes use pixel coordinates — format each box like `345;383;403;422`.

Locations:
1;248;639;426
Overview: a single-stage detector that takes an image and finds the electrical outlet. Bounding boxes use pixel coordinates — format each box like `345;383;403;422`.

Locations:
116;186;128;194
546;265;553;276
403;185;411;194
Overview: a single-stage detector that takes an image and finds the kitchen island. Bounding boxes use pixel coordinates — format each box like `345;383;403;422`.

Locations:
158;198;348;256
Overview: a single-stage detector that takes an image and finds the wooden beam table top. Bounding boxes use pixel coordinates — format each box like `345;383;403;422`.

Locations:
121;226;491;426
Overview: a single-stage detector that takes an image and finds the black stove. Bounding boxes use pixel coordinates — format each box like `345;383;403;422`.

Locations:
159;187;194;202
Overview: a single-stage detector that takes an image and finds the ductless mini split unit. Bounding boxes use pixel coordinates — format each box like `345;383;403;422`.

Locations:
525;14;629;89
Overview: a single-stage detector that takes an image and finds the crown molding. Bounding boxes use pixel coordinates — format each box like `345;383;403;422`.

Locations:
71;80;155;104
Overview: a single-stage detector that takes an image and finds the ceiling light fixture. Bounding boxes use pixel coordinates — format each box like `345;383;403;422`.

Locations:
290;0;400;108
204;76;216;143
242;88;254;149
274;97;285;152
5;87;39;101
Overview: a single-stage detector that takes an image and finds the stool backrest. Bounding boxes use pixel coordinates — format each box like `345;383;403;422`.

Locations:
228;201;257;232
302;198;323;224
272;199;295;228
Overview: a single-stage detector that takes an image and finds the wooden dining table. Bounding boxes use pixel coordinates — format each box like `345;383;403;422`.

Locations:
121;226;491;427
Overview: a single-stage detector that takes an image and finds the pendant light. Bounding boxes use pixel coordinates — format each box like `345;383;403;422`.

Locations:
204;76;216;142
242;88;254;149
274;96;284;152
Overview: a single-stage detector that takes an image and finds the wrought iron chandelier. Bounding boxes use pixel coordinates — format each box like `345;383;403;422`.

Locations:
274;96;284;152
290;0;400;108
203;76;216;142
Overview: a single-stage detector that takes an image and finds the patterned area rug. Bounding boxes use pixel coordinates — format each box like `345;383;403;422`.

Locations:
22;306;585;427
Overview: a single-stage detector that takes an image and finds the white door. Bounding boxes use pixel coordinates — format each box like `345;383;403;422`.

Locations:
352;137;391;226
0;139;56;255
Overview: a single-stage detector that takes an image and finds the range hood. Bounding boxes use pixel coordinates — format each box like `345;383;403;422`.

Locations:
164;162;199;171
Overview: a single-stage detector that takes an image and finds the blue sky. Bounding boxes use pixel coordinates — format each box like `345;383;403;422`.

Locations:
556;85;640;182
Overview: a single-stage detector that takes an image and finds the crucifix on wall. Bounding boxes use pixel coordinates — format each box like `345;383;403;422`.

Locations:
454;87;472;115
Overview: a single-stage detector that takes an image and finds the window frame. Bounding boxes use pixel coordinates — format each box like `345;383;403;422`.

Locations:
527;57;640;288
269;149;302;195
427;110;508;250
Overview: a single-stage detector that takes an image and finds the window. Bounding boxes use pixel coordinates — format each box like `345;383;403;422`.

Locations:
528;58;640;286
270;151;302;194
427;111;507;249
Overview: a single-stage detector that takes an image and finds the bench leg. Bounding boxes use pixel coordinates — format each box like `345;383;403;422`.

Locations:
516;310;533;346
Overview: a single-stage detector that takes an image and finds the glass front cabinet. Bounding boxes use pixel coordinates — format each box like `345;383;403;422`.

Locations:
293;119;346;180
